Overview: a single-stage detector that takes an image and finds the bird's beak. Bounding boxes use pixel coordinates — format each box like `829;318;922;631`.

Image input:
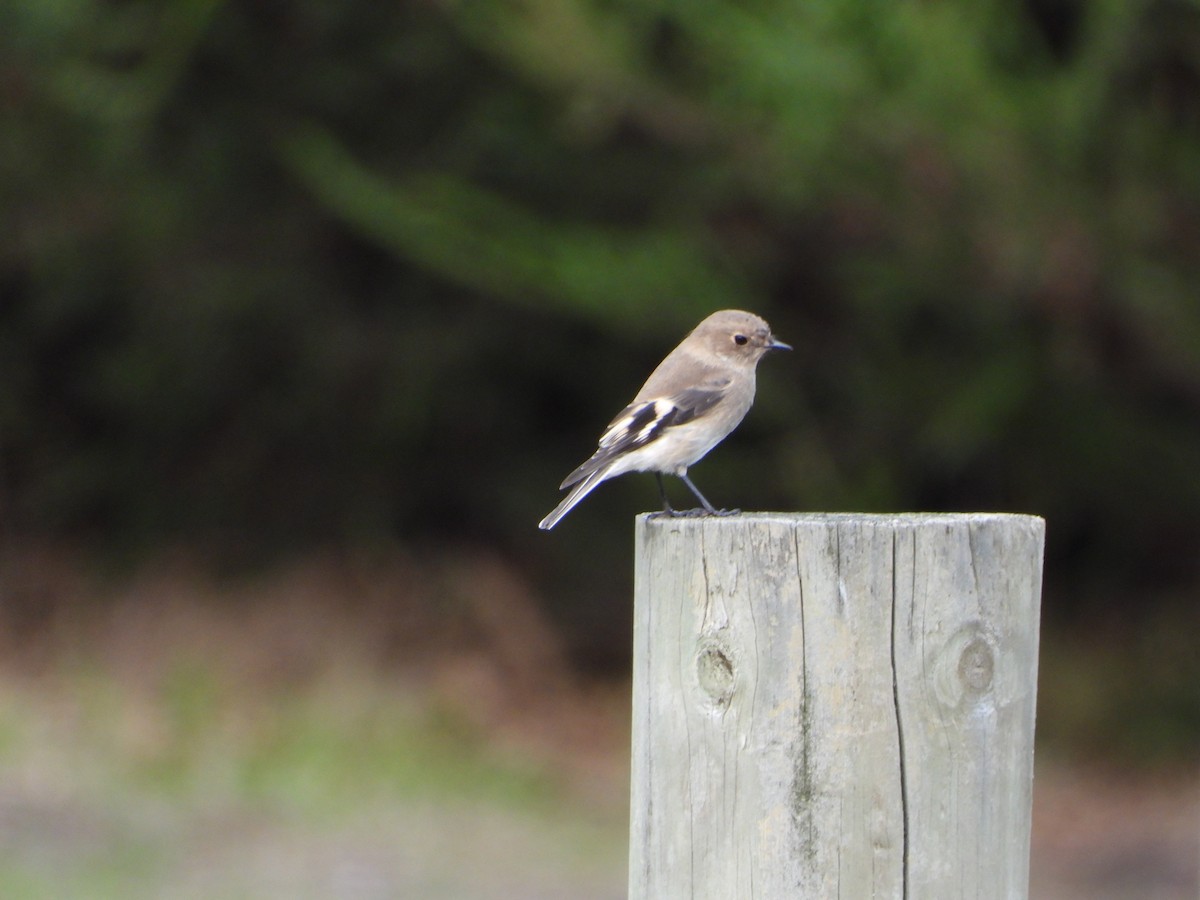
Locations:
768;337;792;351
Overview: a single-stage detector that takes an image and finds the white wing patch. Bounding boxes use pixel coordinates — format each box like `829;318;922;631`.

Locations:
638;401;674;443
598;399;675;449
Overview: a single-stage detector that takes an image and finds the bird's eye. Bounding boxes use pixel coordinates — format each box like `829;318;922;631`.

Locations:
733;334;748;346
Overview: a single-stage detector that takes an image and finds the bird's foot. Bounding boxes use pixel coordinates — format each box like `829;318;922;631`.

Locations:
651;507;740;519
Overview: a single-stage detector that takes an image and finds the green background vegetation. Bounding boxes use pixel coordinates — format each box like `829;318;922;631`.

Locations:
3;0;1199;760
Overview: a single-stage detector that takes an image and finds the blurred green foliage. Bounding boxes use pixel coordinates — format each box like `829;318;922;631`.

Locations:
2;0;1199;681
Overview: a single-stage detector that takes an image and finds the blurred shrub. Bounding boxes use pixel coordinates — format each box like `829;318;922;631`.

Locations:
2;0;1199;678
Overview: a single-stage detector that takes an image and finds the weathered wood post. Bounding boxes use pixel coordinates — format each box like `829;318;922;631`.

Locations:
630;513;1045;899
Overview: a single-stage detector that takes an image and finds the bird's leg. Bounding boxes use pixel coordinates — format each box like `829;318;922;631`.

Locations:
654;473;677;516
678;474;740;518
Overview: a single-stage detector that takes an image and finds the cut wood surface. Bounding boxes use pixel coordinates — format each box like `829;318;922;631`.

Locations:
629;512;1045;900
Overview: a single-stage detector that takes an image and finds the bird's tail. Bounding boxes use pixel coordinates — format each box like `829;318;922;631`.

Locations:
538;467;611;530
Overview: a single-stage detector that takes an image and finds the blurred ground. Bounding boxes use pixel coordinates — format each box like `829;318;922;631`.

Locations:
1030;766;1198;900
0;547;1195;899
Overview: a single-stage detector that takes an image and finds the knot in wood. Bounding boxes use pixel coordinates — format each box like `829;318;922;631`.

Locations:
958;637;995;694
696;639;736;706
930;623;998;710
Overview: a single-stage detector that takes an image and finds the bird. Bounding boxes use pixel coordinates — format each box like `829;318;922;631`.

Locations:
538;309;790;530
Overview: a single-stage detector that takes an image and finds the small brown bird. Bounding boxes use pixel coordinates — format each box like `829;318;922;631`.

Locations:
538;310;790;530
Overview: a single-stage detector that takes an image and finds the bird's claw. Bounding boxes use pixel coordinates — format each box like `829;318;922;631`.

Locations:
650;507;741;519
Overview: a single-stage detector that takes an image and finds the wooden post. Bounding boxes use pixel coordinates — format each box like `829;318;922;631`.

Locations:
629;513;1045;899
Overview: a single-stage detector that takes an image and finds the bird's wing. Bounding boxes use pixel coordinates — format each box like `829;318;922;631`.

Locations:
558;378;731;489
